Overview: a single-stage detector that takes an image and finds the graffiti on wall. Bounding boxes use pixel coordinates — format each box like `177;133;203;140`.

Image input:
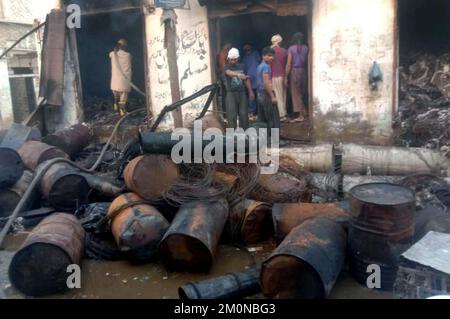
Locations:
148;19;211;126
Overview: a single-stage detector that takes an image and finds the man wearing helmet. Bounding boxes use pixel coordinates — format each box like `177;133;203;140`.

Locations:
109;38;132;117
223;47;255;129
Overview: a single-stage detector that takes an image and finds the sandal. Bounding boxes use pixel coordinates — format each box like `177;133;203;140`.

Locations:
290;116;305;123
280;116;288;122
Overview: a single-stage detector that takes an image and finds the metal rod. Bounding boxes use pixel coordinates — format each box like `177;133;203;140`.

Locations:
0;22;46;60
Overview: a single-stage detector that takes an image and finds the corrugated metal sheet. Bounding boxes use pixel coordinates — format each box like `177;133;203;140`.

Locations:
401;231;450;275
39;9;66;106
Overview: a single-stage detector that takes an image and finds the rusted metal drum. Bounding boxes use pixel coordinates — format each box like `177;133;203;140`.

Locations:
179;267;261;299
348;183;416;291
249;172;311;204
42;124;92;158
272;202;351;244
8;213;85;297
124;155;180;201
38;161;90;211
225;199;273;245
160;199;229;273
107;193;170;261
261;217;347;299
0;147;24;188
18;141;69;170
198;114;225;133
0;170;37;218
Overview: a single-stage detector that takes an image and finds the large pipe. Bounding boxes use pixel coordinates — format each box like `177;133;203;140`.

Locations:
341;144;450;176
278;144;335;173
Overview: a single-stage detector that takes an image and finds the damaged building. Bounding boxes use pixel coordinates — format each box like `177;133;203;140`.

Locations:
0;0;450;301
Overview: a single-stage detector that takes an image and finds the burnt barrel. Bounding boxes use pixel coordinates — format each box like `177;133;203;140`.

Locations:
9;213;85;297
348;183;416;291
160;199;229;273
42;124;92;158
107;193;170;261
261;217;347;299
0;147;24;188
38;161;90;211
124;155;180;202
0;170;37;218
225;199;273;245
272;202;351;244
18;141;69;170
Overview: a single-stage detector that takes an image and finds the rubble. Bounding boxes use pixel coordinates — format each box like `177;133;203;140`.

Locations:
395;52;450;155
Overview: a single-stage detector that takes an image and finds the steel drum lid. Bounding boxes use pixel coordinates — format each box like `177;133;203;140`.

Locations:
350;183;415;206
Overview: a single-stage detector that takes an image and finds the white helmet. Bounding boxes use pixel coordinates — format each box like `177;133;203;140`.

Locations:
227;48;240;60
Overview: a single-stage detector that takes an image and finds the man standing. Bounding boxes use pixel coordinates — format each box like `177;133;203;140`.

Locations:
110;38;132;117
285;32;308;122
270;34;288;122
217;43;232;115
242;44;261;116
256;47;280;131
223;48;254;129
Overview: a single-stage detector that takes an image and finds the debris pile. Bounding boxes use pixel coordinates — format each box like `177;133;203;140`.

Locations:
1;117;450;299
395;53;450;155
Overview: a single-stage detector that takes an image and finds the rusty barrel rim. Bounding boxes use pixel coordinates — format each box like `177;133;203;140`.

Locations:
124;155;180;201
240;200;273;244
349;183;416;206
349;182;416;239
159;233;214;273
261;217;346;298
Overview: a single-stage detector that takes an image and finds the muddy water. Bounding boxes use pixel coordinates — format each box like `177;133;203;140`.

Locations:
1;234;391;299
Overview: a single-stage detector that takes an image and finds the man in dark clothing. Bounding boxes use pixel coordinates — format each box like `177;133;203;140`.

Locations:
256;47;280;131
223;48;255;130
242;44;261;116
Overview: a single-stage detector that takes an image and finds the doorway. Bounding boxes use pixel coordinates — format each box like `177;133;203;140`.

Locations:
210;11;311;141
75;9;146;122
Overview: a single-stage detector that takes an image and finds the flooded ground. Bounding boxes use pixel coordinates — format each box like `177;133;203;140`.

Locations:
0;232;391;299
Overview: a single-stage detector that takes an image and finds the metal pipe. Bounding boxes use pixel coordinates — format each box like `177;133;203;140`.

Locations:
0;22;46;60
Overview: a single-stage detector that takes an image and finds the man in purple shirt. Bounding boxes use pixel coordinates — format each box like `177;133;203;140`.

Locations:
285;32;309;122
270;34;288;122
